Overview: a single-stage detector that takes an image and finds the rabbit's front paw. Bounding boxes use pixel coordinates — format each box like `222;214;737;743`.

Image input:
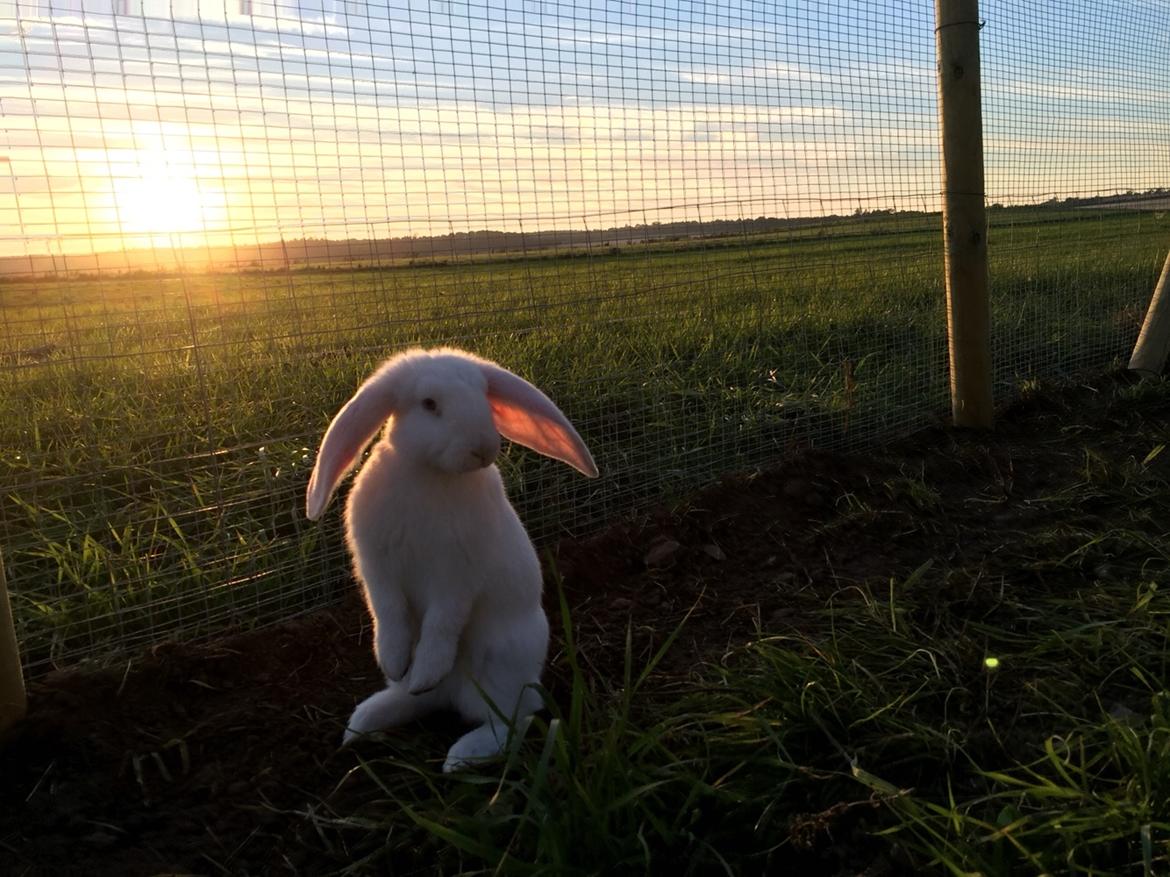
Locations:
406;649;452;695
405;622;460;693
375;629;412;682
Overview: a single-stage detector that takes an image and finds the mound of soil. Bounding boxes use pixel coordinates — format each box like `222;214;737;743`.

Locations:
1;374;1164;876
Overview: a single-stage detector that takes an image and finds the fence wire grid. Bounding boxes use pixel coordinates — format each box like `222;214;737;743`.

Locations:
1;0;1167;677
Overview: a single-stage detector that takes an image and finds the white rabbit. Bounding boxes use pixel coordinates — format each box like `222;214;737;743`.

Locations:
305;347;597;772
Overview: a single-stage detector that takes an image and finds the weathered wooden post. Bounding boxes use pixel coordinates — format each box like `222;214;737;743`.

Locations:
0;550;27;734
935;0;994;427
1128;246;1170;375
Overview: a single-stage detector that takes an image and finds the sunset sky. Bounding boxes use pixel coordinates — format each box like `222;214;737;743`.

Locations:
1;0;1168;260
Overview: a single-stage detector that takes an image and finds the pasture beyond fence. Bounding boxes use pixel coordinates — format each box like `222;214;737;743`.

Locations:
1;0;1168;688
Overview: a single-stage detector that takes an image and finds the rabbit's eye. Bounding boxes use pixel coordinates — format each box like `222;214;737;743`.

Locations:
422;397;439;414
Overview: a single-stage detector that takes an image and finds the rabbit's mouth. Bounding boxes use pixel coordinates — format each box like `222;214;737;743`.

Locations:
462;433;501;471
436;443;497;474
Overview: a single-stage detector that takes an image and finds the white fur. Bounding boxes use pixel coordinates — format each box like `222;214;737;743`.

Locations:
306;348;596;772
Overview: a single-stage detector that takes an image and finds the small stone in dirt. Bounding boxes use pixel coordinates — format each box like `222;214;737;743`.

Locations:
644;538;681;568
610;597;634;612
699;543;726;561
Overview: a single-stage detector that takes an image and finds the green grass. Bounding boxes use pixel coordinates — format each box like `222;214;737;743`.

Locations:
294;575;1170;875
291;381;1170;875
0;205;1166;674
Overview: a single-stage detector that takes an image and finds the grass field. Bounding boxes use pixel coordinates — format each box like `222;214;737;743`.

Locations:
4;370;1167;875
286;376;1170;875
0;205;1166;675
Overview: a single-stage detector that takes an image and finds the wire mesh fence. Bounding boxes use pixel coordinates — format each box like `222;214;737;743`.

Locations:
1;0;1166;678
982;0;1170;392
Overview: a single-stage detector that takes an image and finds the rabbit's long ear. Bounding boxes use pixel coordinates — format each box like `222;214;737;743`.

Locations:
306;366;400;520
478;362;599;478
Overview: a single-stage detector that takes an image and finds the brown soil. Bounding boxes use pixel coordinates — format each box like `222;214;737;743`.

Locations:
1;375;1162;876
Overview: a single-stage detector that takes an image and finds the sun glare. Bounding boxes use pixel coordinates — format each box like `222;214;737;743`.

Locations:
110;164;226;245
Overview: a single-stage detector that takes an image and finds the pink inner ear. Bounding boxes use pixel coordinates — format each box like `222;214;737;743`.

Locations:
489;398;598;477
305;370;399;520
480;362;597;477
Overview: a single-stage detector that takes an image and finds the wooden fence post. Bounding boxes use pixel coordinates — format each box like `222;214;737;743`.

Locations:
0;549;27;734
1128;246;1170;375
935;0;994;428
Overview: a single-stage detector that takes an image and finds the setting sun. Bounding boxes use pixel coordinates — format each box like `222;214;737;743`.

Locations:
110;162;226;245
